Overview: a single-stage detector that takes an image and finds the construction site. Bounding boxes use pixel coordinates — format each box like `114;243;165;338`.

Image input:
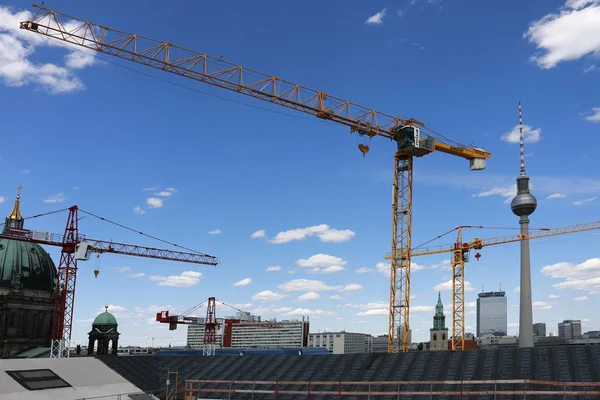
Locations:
0;2;599;399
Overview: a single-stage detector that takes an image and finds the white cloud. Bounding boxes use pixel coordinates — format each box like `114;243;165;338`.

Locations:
266;265;281;272
0;7;94;93
574;295;588;301
65;50;96;69
151;271;202;287
311;265;346;274
501;125;542;143
295;254;348;274
549;294;560;299
375;261;427;277
277;279;341;292
533;301;552;310
154;191;172;197
115;267;132;273
429;260;452;271
473;185;517;204
251;229;266;239
341;284;364;292
376;262;389;276
97;305;126;314
251;290;287;302
356;267;374;273
586;107;600;122
269;224;355;244
208;229;222;235
525;0;600;69
366;8;387;24
142;187;157;191
22;169;30;174
297;254;346;268
44;192;65;204
298;292;320;301
433;279;475;292
573;197;597;205
330;295;344;300
397;10;405;17
542;259;600;293
233;278;252;287
146;197;163;208
130;273;145;278
357;309;388;316
547;193;566;199
284;308;336;318
412;305;434;312
133;205;146;215
166;187;178;193
514;286;520;293
0;196;4;204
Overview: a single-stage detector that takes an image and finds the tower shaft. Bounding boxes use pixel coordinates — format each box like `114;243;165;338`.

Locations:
518;214;534;348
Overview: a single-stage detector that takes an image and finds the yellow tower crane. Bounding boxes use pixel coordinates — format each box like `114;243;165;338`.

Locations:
409;219;600;350
19;5;491;353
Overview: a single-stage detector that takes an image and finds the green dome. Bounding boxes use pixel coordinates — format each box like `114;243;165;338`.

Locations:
0;238;57;292
93;310;118;326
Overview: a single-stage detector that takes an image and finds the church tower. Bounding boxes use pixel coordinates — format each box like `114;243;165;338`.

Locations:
429;292;449;351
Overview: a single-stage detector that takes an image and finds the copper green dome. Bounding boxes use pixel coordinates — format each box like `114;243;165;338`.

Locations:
1;188;57;292
93;308;118;326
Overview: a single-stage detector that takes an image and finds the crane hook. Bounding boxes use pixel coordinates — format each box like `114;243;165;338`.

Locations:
358;144;370;157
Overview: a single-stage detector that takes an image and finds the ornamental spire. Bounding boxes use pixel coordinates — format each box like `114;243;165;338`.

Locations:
4;185;24;234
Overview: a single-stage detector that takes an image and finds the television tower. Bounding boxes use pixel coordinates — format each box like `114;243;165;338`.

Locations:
510;101;537;348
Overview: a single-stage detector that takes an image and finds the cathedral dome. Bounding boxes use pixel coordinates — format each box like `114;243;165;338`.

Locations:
0;239;57;292
93;309;118;327
0;188;57;293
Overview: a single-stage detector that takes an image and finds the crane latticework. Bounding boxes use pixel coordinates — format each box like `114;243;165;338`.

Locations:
451;229;465;351
389;155;412;353
50;206;79;358
20;4;491;352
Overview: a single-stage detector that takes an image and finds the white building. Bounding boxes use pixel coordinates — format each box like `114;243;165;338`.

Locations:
229;319;308;348
187;320;224;349
308;332;366;354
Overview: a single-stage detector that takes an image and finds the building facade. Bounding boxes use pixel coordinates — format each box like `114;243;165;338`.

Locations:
186;319;225;348
476;291;507;336
533;322;546;337
558;320;582;339
429;292;448;351
0;189;57;358
308;331;366;354
229;319;309;348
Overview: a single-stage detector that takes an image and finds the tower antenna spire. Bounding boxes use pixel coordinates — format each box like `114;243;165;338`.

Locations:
519;101;526;176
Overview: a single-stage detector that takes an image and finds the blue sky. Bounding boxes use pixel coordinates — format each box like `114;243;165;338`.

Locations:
1;0;599;346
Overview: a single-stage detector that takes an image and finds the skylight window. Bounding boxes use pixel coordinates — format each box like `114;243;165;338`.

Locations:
6;369;71;391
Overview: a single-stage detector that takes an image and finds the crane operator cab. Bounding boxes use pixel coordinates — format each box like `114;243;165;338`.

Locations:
392;125;435;157
74;242;93;261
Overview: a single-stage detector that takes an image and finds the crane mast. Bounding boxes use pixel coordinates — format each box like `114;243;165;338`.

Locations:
19;5;491;353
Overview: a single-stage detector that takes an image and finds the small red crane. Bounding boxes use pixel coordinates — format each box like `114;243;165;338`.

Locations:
1;197;218;359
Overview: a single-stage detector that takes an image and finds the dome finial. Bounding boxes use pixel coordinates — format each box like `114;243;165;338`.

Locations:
5;185;24;229
105;304;109;312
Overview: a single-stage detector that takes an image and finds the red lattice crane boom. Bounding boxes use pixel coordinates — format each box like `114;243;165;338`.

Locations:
19;5;491;353
1;201;217;359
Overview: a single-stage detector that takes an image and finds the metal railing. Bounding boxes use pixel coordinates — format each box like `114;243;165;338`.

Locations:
75;392;153;400
182;378;600;398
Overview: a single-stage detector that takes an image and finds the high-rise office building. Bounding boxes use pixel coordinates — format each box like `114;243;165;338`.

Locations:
558;320;582;339
533;323;546;337
476;291;507;336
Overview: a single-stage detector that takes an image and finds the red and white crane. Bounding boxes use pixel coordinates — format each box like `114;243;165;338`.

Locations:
0;202;218;358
